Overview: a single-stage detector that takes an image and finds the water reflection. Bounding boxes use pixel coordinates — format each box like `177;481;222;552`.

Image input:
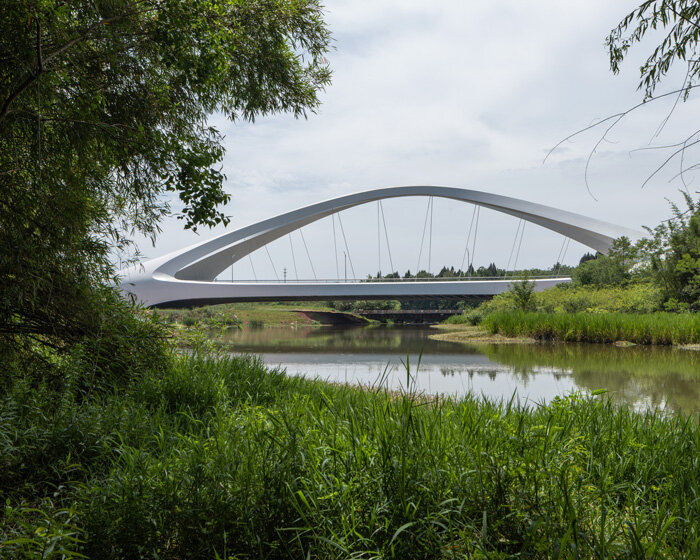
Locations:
480;344;700;413
213;326;700;413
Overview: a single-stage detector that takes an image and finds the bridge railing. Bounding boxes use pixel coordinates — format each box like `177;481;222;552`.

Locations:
212;275;570;284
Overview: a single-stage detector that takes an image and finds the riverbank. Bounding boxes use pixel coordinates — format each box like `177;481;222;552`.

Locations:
482;310;700;346
430;323;536;344
436;310;700;347
2;352;699;558
154;301;363;329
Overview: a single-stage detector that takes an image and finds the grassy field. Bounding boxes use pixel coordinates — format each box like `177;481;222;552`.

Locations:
2;352;699;558
481;311;700;345
154;301;336;328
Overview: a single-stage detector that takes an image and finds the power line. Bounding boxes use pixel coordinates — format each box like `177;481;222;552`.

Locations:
299;229;317;280
469;206;480;277
505;219;524;278
377;201;381;275
264;246;279;281
337;213;356;279
332;214;339;280
288;234;299;280
379;200;395;274
416;196;432;273
460;205;478;276
554;236;567;276
248;255;257;281
428;196;434;274
511;221;526;275
559;238;571;276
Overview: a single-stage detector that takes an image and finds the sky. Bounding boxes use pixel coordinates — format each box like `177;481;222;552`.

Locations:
134;0;700;281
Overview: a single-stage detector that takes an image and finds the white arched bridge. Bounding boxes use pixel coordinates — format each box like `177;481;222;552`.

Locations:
118;186;641;308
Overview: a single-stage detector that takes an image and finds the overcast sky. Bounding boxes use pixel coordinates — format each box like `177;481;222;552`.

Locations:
134;0;700;280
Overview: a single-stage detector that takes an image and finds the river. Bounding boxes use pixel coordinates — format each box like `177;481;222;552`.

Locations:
213;325;700;413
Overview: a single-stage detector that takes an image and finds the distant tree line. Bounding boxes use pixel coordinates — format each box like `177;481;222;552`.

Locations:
328;261;578;312
367;261;576;280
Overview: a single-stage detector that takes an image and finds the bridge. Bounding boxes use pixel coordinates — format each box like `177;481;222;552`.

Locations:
118;186;641;308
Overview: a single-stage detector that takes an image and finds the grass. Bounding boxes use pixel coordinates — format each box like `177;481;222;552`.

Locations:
154;301;337;329
431;324;536;344
482;311;700;345
2;352;700;558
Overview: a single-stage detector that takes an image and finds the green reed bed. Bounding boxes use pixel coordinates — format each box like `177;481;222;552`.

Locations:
2;353;700;558
482;311;700;345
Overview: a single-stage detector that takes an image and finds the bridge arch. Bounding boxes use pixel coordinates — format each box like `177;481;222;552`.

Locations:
119;186;641;307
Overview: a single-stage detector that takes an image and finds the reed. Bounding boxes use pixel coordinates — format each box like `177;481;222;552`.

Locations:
2;353;699;558
482;310;700;345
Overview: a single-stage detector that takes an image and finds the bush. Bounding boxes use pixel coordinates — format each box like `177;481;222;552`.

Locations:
511;277;536;311
448;283;665;328
3;354;700;558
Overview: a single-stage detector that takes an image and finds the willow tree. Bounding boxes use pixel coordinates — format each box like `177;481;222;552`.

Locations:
0;0;331;375
605;1;700;309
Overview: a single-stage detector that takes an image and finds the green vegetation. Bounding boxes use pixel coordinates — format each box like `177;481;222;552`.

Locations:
3;1;700;557
444;195;699;344
444;283;664;327
329;299;402;312
482;311;700;345
3;351;700;558
370;263;575;280
1;0;331;380
155;302;336;329
443;281;696;346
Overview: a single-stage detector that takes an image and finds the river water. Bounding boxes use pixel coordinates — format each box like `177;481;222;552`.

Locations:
214;325;700;413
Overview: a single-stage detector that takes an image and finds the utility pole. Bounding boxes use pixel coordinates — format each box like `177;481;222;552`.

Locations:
283;267;287;283
344;251;347;282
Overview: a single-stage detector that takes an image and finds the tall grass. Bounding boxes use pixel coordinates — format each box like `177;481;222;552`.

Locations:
2;353;700;558
482;311;700;345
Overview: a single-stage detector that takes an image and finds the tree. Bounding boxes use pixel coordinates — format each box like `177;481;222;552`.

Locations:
608;1;700;101
638;192;700;309
548;1;700;193
573;237;636;286
0;0;331;374
511;276;536;311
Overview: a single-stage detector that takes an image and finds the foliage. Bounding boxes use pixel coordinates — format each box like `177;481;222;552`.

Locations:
482;310;700;345
465;283;664;322
0;285;168;392
1;354;699;557
511;276;536;311
573;237;637;286
1;0;330;229
607;0;700;100
638;192;700;309
0;0;331;375
597;2;700;201
157;306;241;329
443;307;484;325
329;299;401;312
388;262;574;280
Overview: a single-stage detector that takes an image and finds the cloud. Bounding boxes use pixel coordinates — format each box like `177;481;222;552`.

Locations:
134;0;700;276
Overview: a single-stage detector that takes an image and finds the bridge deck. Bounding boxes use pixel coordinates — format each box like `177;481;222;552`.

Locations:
151;277;571;308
